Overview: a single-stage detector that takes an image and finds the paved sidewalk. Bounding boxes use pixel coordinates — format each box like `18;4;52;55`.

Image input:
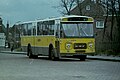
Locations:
0;50;120;62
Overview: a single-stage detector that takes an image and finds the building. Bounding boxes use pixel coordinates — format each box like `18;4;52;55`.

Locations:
0;33;5;47
0;17;3;32
0;17;6;47
0;17;6;33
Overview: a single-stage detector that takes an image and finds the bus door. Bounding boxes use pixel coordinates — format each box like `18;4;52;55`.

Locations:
32;22;38;55
55;20;60;57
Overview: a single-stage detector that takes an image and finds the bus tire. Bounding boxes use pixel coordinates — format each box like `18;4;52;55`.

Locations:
49;47;58;61
79;55;86;61
80;58;86;61
49;47;55;60
27;44;33;58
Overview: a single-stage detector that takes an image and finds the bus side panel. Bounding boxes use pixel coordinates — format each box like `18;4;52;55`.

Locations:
21;36;35;52
21;36;56;56
34;36;56;56
34;36;44;55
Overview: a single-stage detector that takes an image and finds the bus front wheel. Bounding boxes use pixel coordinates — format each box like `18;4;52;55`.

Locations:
49;47;59;60
79;55;86;61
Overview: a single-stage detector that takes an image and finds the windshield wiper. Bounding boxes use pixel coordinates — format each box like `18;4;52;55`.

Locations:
77;24;88;36
80;28;88;36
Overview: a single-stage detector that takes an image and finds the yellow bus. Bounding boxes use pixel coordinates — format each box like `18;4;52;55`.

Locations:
17;15;95;61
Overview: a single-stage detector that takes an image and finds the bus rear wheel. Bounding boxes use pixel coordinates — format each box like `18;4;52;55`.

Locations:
27;44;33;58
49;47;55;60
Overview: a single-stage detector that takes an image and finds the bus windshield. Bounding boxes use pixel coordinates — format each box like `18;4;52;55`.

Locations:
61;22;94;38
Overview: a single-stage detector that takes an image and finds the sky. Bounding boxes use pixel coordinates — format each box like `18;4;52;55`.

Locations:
0;0;61;26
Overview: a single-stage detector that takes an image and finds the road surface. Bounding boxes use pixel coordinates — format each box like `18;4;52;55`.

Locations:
0;53;120;80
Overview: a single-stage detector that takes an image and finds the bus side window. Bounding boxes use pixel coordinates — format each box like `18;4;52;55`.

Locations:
37;22;41;35
43;24;49;35
47;21;54;35
37;26;40;35
33;27;36;35
49;25;54;35
20;24;24;36
43;25;45;35
28;30;31;35
23;24;28;35
27;23;32;36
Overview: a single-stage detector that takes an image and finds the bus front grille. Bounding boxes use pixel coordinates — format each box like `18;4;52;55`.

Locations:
75;50;85;53
74;43;87;49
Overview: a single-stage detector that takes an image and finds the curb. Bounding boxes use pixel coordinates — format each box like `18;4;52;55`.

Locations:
0;51;26;55
87;56;120;62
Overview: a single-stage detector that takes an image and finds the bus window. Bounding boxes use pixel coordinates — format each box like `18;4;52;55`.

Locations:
61;22;93;38
19;24;24;36
27;23;32;35
48;20;55;35
49;25;54;35
33;27;36;35
23;24;28;36
37;22;43;35
42;24;48;35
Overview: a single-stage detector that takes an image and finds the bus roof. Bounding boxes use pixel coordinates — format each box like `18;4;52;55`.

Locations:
37;15;93;22
18;15;94;24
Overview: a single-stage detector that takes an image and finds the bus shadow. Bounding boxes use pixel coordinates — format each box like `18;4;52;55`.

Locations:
36;56;90;62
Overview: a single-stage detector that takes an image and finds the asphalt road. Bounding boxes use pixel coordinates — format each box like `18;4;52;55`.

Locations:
0;53;120;80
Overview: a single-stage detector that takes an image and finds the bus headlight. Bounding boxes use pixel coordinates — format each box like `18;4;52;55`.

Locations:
88;42;93;48
65;43;72;50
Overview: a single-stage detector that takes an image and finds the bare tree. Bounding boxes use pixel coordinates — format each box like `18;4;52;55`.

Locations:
114;0;120;37
101;0;109;41
56;0;84;15
110;0;115;41
100;0;120;53
58;0;76;15
75;0;83;15
101;0;120;41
